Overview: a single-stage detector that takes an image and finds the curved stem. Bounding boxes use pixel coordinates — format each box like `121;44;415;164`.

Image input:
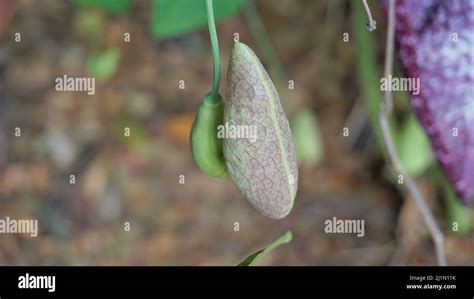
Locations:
379;0;446;266
206;0;220;101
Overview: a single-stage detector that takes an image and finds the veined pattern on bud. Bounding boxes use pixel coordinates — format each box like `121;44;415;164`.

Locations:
223;42;298;219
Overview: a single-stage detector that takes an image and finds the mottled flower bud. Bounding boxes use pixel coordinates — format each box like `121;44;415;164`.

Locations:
224;42;298;219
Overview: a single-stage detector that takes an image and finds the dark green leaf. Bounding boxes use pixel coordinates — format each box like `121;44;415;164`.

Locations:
151;0;246;39
238;231;292;266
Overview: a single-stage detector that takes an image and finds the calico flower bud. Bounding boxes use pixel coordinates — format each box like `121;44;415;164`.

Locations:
223;42;298;219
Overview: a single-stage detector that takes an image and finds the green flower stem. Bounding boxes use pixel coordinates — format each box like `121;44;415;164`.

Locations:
205;0;221;102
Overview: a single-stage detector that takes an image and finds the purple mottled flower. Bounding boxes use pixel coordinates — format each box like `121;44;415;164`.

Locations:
386;0;474;203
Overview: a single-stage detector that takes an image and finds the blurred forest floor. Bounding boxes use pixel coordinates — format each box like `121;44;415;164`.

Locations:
0;0;473;265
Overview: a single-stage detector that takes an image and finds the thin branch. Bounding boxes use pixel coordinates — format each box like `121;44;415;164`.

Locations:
362;0;377;31
382;0;394;113
378;0;446;266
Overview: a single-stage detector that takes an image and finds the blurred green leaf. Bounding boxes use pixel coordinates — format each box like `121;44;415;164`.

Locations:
73;0;130;14
151;0;246;39
397;114;433;177
115;119;152;149
290;109;323;167
87;48;121;82
74;9;105;41
238;231;292;266
444;181;471;235
352;1;384;147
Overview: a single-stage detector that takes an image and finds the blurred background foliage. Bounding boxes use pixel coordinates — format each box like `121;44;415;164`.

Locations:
0;0;472;266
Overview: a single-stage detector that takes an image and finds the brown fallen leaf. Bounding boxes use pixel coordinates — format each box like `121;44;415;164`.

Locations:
162;113;194;147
